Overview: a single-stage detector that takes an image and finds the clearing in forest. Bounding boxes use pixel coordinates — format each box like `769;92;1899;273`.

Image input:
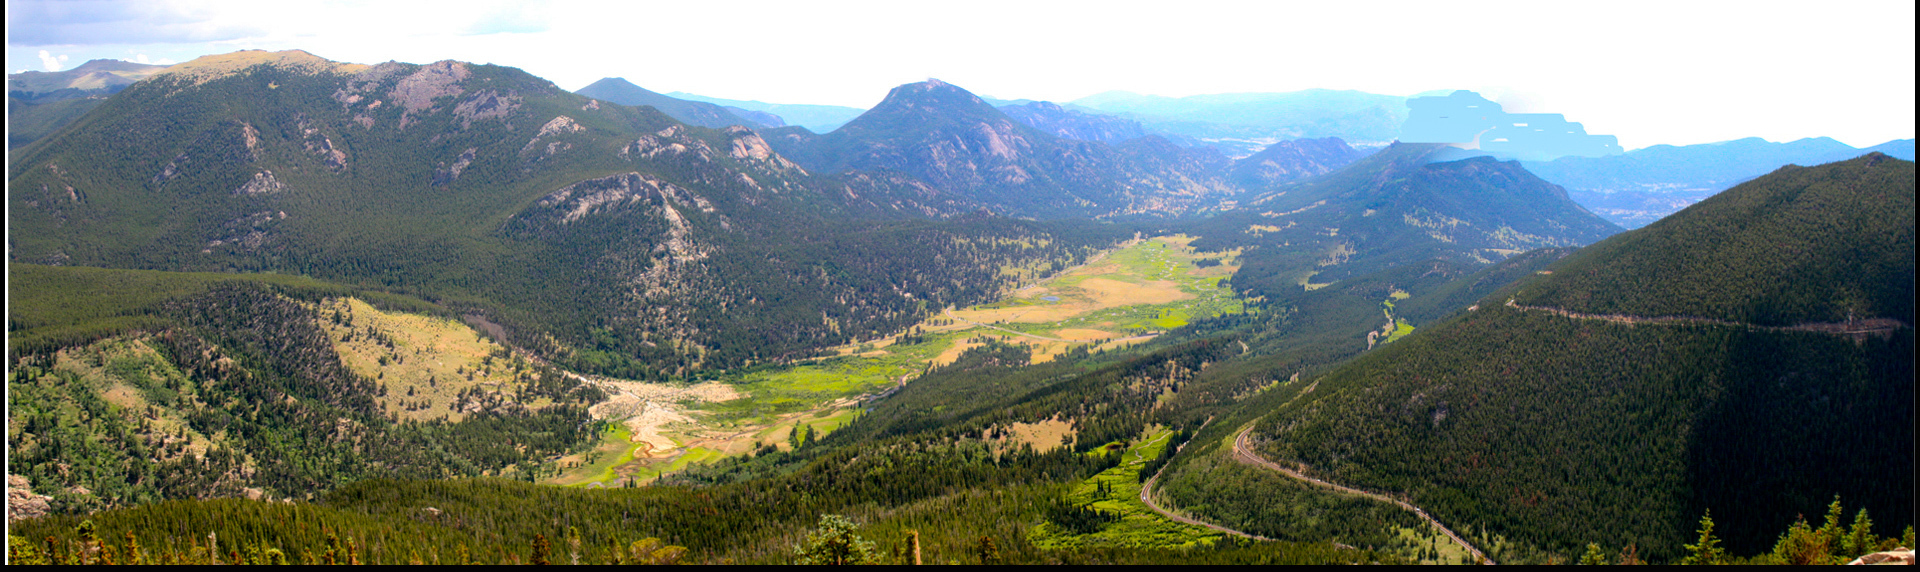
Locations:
1028;427;1221;549
550;235;1246;486
318;297;544;422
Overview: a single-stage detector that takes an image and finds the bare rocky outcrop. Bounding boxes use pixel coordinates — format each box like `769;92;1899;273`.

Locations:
308;135;347;170
434;147;479;186
235;170;286;195
151;154;188;185
390;60;470;129
723;125;807;176
294;113;349;169
206;210;287;252
452;89;521;129
522;115;585;154
391;60;469;112
1847;549;1914;565
8;474;53;522
532;172;714;225
619;125;717;163
240;121;261;158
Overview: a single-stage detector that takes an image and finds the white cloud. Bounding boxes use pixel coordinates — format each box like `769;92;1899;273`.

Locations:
37;50;68;71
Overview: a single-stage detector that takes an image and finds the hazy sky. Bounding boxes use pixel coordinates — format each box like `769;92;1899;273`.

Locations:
7;0;1914;150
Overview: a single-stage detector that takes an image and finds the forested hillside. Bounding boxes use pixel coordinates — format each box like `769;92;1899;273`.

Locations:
1190;142;1620;299
8;48;1910;567
6;50;1127;377
1239;153;1916;561
8;266;604;513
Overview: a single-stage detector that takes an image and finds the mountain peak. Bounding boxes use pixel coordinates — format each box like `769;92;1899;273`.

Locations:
875;78;991;110
159;49;368;83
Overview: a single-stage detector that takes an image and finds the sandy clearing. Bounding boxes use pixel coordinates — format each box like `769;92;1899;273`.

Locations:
931;339;986;367
585;379;746;453
1077;277;1190;305
998;417;1075;453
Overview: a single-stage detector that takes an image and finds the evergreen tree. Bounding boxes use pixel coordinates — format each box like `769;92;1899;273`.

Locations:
1681;510;1727;565
795;514;879;565
1843;509;1877;559
1578;543;1608;565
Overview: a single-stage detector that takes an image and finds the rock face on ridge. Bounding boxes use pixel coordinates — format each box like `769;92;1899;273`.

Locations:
765;78;1238;218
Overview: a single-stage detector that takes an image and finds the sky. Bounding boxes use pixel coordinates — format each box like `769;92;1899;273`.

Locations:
6;0;1915;150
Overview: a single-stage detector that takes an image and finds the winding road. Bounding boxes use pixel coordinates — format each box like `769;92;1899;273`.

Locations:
1134;429;1281;543
1503;299;1908;340
1231;426;1495;565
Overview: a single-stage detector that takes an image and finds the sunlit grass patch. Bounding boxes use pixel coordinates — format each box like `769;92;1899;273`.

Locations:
1029;429;1221;550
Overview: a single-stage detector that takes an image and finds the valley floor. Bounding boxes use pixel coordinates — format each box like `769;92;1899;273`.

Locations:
543;235;1245;487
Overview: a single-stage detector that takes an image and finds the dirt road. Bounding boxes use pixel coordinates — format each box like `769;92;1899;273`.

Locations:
1232;426;1494;564
1503;299;1907;340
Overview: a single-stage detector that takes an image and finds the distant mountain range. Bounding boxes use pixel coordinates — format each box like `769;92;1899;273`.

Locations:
1515;137;1917;228
761;78;1242;219
575;77;778;129
1227;137;1369;192
667;91;866;133
1069;89;1410;157
996;101;1155;146
7;58;169;148
1191;142;1623;299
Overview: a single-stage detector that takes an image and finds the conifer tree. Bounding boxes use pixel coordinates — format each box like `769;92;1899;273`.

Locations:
1843;509;1876;559
1681;509;1727;565
1578;543;1607;565
796;514;879;565
531;533;552;565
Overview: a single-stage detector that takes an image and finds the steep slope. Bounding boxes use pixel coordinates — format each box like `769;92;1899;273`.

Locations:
1520;137;1915;228
575;77;770;128
1192;142;1622;299
1240;153;1915;561
8;50;1119;377
763;79;1237;218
